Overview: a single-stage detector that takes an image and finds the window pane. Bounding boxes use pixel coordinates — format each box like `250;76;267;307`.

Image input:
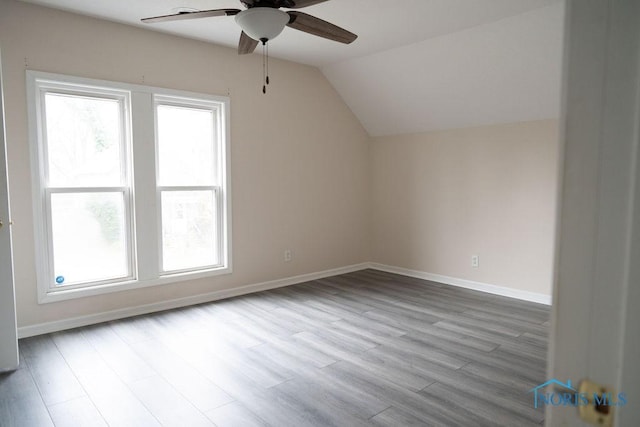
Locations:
51;192;129;286
45;93;123;187
161;190;217;272
157;105;216;186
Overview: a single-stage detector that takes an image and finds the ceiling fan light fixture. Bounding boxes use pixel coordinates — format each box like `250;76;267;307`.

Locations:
235;7;289;42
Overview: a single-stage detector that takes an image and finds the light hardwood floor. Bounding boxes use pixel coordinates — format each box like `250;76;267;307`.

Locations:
0;269;549;426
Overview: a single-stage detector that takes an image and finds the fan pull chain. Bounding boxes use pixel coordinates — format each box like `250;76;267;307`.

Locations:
262;41;266;94
260;39;269;93
266;42;270;86
261;39;270;94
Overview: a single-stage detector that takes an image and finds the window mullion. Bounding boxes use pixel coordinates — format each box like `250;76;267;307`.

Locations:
130;91;160;281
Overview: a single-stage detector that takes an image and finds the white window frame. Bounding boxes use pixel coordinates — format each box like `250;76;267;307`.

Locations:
27;71;232;303
154;95;225;275
37;84;136;291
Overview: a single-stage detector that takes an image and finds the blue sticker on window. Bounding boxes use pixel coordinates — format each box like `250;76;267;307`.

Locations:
55;276;65;284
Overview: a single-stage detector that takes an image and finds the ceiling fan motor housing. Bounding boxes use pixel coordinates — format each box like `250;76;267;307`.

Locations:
241;0;296;8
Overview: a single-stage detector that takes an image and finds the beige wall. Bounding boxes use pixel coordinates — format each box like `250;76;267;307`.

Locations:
0;0;371;328
371;120;559;295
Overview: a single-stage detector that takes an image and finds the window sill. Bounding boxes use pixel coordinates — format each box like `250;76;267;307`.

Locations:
37;265;232;304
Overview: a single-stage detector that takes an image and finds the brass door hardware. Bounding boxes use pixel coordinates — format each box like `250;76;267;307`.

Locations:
579;379;616;426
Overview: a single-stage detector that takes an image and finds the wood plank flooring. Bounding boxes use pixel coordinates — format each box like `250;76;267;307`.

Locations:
0;269;549;426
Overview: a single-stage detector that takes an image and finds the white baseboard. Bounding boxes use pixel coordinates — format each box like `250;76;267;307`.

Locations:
369;263;552;305
17;263;370;338
18;261;551;338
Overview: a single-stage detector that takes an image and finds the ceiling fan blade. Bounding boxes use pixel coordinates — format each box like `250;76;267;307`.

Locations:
289;0;331;8
286;11;357;44
141;9;241;24
238;31;259;55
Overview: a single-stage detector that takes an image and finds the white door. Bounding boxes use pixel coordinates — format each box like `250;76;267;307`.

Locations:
547;0;639;426
0;49;18;372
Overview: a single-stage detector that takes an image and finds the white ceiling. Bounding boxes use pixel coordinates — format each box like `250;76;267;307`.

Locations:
20;0;565;135
324;2;565;135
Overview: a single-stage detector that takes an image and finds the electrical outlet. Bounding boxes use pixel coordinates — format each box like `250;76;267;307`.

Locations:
471;255;479;268
284;249;292;262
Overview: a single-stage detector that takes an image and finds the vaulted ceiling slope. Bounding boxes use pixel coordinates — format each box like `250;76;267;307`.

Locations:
20;0;564;136
323;2;564;136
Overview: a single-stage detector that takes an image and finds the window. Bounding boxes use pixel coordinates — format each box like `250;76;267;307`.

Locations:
43;90;133;288
155;99;222;273
28;72;231;303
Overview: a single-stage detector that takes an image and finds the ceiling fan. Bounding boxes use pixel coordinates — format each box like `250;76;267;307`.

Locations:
141;0;358;55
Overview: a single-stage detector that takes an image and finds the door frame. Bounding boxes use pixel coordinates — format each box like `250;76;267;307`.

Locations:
547;0;640;425
0;47;19;372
